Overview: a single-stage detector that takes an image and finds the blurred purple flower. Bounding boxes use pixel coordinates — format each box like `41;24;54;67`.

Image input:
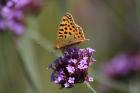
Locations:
0;20;6;30
49;47;95;88
101;52;140;78
0;0;42;35
0;1;25;35
131;53;140;71
12;0;42;12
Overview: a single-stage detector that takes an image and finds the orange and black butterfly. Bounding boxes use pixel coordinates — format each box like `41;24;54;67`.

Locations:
55;13;89;49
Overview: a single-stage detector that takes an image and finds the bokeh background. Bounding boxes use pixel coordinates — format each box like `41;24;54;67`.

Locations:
0;0;140;93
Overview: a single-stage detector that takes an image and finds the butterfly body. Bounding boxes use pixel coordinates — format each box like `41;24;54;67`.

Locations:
55;13;89;49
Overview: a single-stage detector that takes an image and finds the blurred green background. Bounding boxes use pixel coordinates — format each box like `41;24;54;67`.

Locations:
0;0;140;93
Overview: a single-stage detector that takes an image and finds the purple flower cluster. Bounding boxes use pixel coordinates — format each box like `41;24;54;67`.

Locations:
49;47;95;88
0;0;42;35
101;52;140;78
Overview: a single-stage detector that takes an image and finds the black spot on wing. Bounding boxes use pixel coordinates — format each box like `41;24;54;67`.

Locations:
59;32;63;34
64;32;67;34
59;29;64;31
60;24;64;26
64;27;67;30
69;32;72;35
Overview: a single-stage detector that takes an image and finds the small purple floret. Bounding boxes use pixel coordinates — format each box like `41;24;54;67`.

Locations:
64;82;70;88
66;65;75;74
68;77;75;84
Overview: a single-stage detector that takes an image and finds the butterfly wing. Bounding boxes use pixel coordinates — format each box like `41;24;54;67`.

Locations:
75;24;86;41
56;13;87;49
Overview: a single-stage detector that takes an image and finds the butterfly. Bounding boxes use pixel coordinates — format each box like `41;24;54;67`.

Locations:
55;13;89;49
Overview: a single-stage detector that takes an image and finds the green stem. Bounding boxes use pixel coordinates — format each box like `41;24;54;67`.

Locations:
85;82;97;93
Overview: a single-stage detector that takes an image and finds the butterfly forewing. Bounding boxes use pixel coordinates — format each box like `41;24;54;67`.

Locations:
56;13;87;49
